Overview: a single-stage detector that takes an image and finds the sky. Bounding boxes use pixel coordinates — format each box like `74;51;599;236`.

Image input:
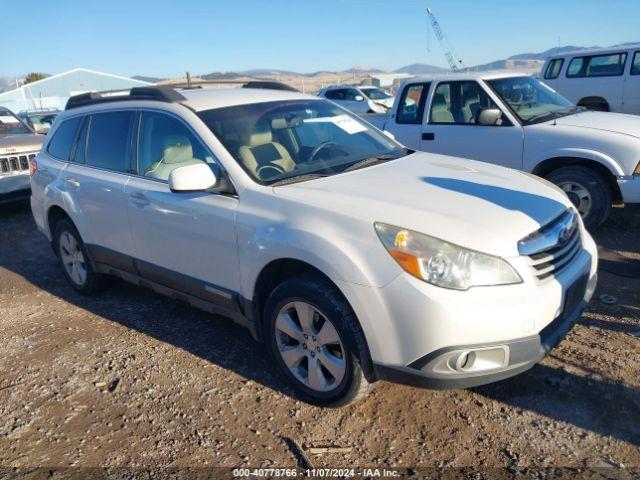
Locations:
3;0;639;78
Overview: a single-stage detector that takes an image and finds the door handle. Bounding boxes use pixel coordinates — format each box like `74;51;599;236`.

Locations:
65;177;80;188
129;192;150;207
422;132;435;141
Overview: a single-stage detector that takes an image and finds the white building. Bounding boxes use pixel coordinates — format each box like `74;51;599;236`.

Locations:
0;68;151;113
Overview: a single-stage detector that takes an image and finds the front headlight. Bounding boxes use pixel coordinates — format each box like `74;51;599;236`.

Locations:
374;223;522;290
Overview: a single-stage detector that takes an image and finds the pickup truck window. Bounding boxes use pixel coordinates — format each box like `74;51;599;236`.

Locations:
137;111;212;181
487;76;575;125
396;83;430;124
198;99;404;185
566;52;627;78
544;58;564;79
632;51;640;76
429;81;497;125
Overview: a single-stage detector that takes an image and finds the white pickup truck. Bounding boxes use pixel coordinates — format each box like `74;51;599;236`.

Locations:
364;72;640;228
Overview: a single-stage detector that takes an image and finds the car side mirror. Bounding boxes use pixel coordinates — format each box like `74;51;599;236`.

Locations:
476;108;503;126
354;95;365;102
168;163;218;193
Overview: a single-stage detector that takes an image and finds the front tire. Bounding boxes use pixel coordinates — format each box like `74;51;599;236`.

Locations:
53;218;108;295
263;273;371;407
546;166;612;229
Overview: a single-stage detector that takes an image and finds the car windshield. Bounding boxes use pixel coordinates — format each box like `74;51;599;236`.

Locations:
487;76;577;125
362;88;392;100
24;112;58;133
197;99;405;185
0;110;32;135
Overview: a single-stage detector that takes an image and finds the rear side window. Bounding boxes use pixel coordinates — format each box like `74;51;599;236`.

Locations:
47;116;82;160
544;58;564;79
632;51;640;75
85;111;134;172
396;83;430;124
567;52;627;78
324;89;346;100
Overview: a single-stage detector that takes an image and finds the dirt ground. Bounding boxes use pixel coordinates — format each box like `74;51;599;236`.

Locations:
0;201;639;476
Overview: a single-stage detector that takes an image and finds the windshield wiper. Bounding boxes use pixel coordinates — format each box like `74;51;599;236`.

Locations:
341;154;401;173
270;173;329;186
526;106;586;125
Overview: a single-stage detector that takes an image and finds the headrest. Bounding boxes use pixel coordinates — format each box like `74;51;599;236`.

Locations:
432;93;447;108
249;122;273;146
163;135;193;164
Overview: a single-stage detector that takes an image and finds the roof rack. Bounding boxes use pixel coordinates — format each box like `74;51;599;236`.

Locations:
242;81;299;92
65;86;187;110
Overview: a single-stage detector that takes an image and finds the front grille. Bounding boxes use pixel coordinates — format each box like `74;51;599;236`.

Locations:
519;210;582;281
0;152;36;175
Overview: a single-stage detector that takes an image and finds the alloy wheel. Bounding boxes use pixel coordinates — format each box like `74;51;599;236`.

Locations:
274;301;346;392
59;231;87;286
558;181;592;217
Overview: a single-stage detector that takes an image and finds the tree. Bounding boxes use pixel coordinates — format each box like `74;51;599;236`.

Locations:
24;72;46;85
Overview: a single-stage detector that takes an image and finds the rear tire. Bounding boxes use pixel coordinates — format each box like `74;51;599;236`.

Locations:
53;218;109;295
263;273;371;407
546;166;612;229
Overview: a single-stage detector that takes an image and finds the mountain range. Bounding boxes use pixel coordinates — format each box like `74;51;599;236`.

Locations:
1;42;638;93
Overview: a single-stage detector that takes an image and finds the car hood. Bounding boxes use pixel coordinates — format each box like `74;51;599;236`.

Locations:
275;152;572;257
0;133;44;155
552;111;640;138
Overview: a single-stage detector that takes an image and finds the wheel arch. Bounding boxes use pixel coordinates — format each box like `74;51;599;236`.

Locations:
530;155;622;203
47;204;72;238
577;96;610;111
250;257;375;380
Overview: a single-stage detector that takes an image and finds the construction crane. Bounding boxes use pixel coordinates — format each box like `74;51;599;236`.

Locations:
426;7;465;71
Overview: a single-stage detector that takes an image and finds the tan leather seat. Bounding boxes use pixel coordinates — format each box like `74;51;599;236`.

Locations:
430;93;455;124
238;122;295;180
145;135;203;180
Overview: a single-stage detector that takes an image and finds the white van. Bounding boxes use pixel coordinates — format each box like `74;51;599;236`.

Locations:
541;44;640;114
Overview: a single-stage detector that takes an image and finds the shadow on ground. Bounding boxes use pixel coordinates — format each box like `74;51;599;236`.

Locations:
1;201;639;446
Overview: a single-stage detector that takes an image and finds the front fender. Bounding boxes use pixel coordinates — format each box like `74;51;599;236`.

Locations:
525;148;625;176
238;223;401;300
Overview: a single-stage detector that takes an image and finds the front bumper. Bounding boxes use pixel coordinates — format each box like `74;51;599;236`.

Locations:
336;229;598;389
618;175;640;203
0;173;30;195
373;274;595;389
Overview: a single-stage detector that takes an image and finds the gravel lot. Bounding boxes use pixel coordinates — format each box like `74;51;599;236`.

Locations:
0;201;639;475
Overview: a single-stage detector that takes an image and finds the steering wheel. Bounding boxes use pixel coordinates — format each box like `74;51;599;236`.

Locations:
308;141;337;162
257;163;286;180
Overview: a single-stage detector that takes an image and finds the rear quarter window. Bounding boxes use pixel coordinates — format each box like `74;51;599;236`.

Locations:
396;83;430;124
47;116;82;161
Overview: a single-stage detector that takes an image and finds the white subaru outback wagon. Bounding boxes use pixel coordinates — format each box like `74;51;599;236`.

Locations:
30;86;598;406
